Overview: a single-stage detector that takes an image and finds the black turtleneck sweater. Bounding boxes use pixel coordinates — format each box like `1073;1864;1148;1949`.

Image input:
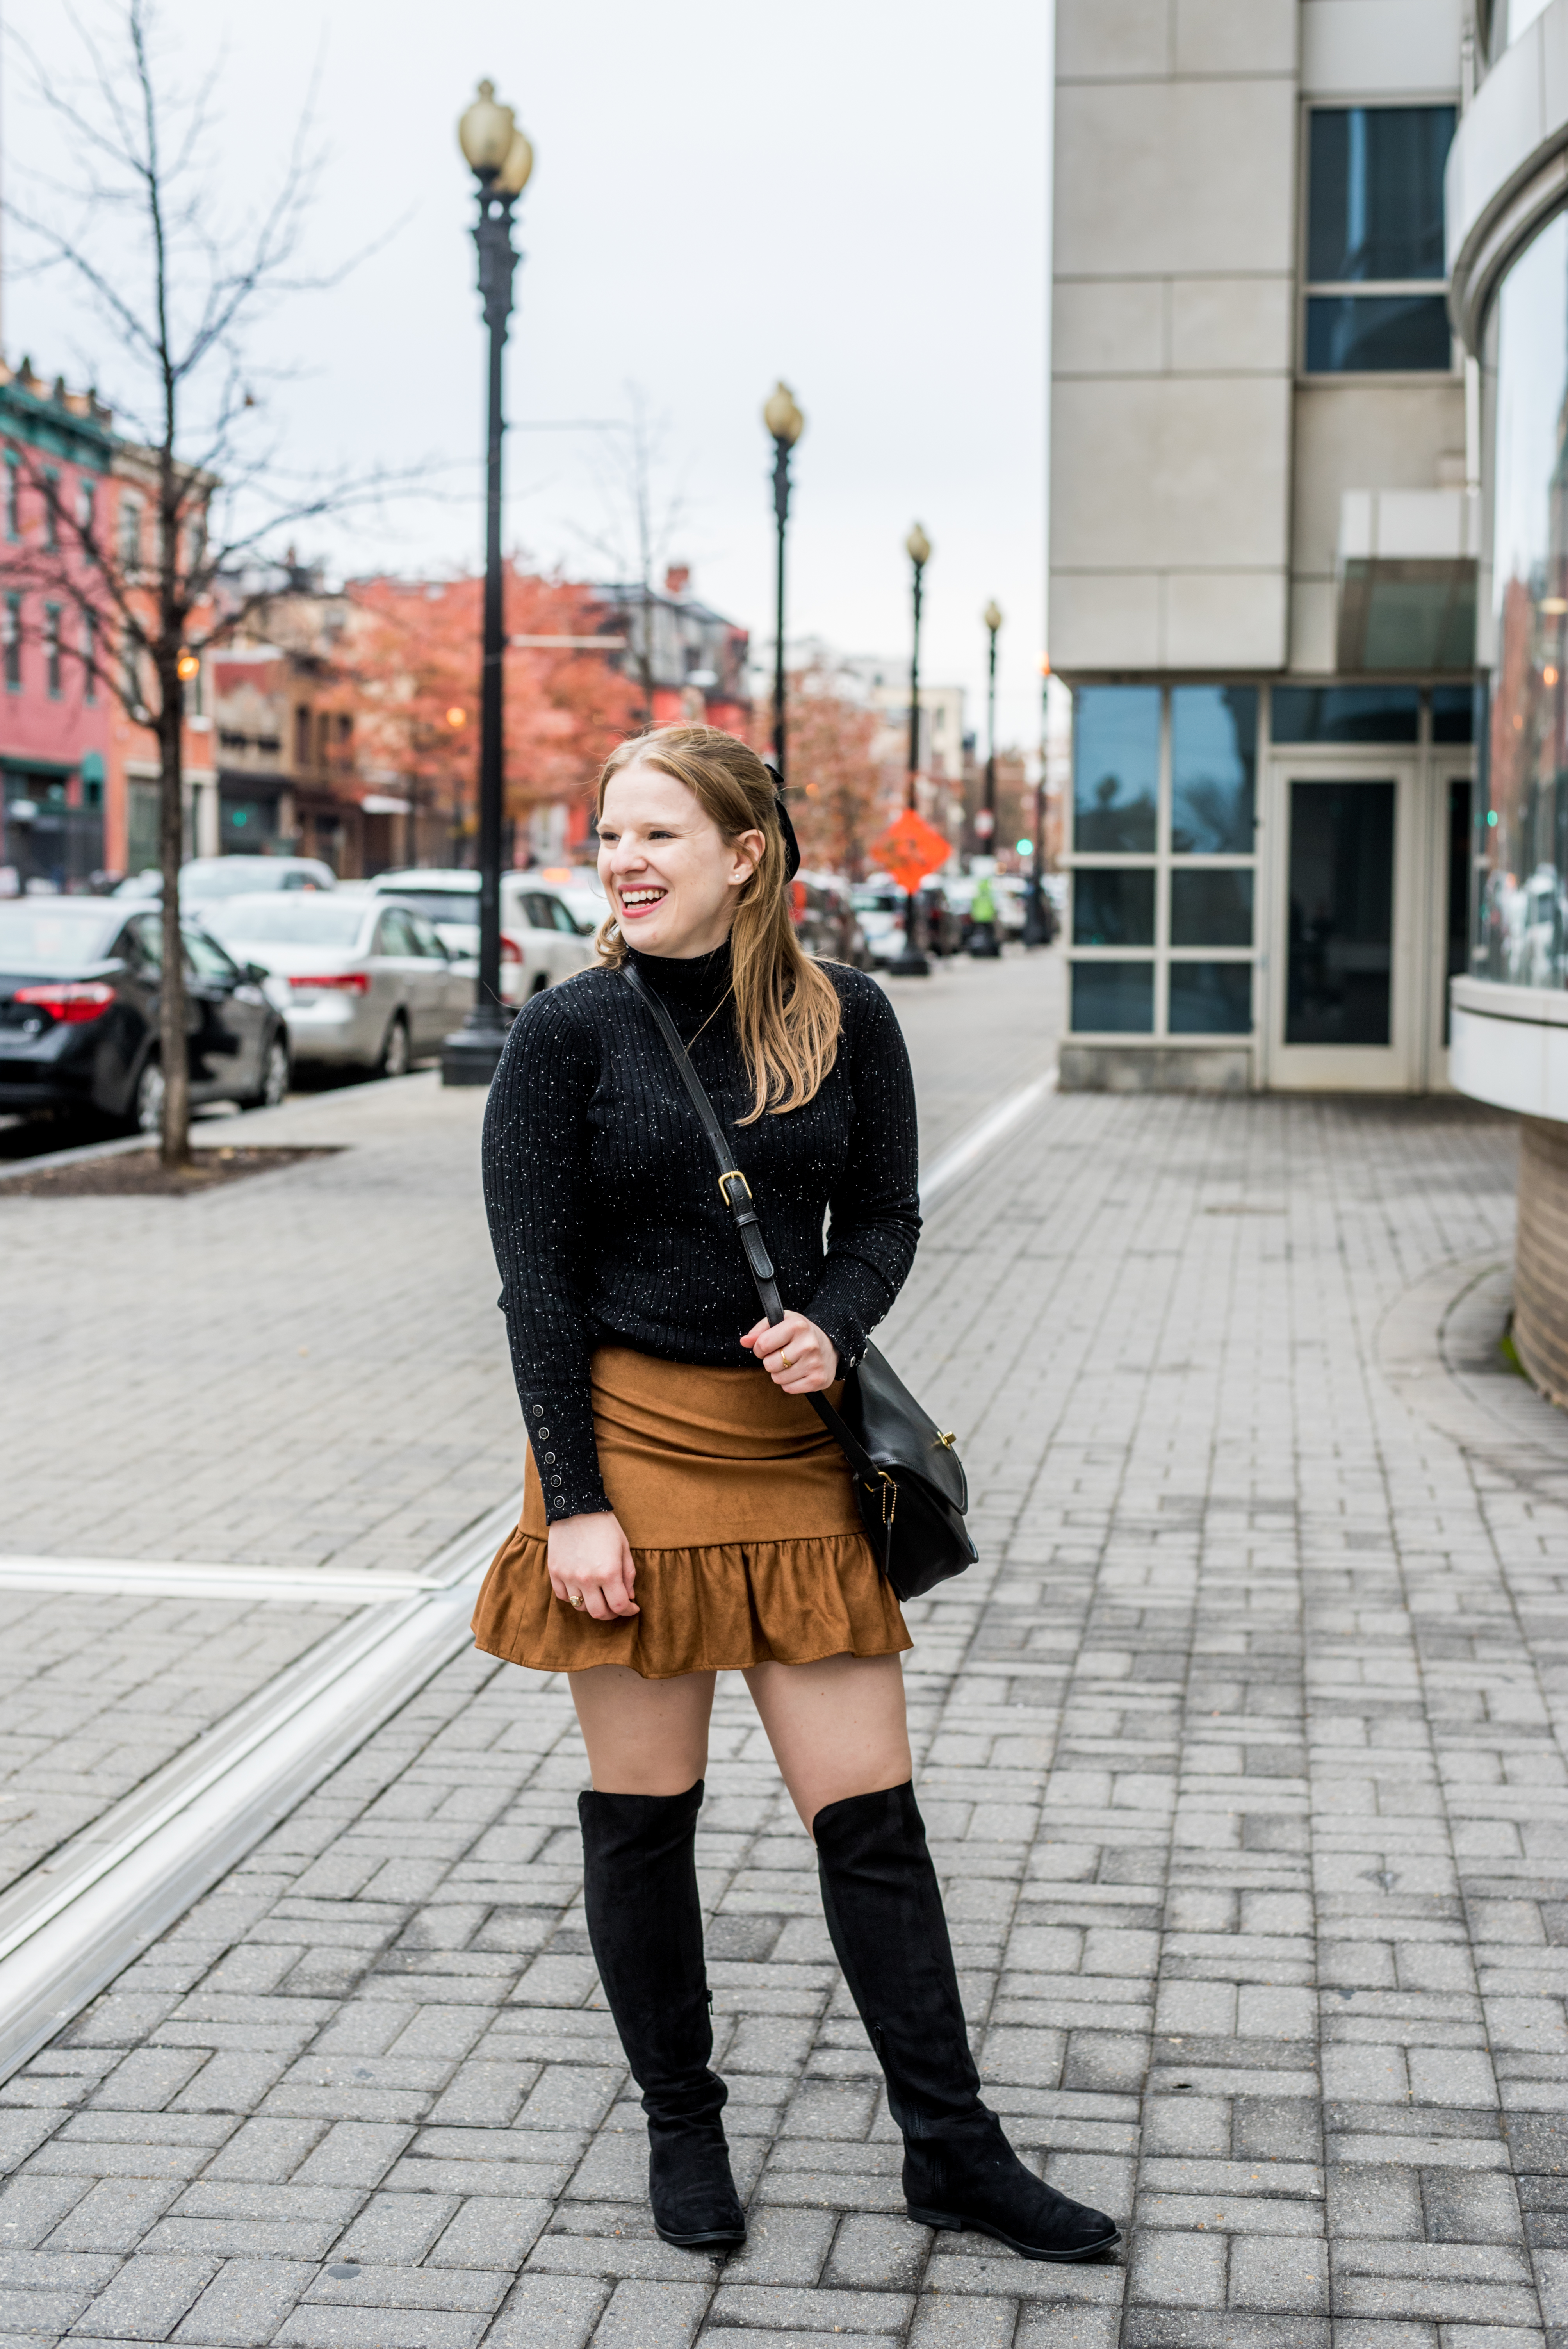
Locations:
480;943;921;1523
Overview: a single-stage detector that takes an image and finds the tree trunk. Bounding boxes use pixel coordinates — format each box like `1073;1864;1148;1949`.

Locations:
157;675;191;1169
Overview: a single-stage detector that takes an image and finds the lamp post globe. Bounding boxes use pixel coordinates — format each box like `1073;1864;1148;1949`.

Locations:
763;381;805;791
443;79;535;1086
891;524;933;978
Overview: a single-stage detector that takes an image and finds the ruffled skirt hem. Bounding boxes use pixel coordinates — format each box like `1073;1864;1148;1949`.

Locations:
470;1525;910;1680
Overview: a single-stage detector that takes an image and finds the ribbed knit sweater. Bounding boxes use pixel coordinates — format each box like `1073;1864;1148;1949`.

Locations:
480;942;921;1522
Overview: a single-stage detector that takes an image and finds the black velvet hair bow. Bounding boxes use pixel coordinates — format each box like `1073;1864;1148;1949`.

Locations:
763;764;802;881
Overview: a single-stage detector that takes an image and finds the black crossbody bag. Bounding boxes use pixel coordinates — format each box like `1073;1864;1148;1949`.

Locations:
620;962;977;1604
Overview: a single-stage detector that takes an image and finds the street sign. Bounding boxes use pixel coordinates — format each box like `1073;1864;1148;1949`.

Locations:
869;808;952;893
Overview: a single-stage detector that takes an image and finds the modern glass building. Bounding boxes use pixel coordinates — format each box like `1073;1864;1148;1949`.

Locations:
1050;3;1479;1092
1446;0;1568;1403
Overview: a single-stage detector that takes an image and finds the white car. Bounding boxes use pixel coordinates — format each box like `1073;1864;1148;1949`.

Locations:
202;892;471;1074
363;870;595;1003
116;855;337;905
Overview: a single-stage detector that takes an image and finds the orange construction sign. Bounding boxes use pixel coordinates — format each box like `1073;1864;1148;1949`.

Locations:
869;809;952;894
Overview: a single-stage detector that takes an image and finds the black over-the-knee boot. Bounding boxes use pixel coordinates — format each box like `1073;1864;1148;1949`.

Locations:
578;1780;746;2251
814;1781;1119;2262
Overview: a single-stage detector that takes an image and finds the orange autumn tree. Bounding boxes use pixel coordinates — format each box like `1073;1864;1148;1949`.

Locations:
754;657;894;880
347;567;640;845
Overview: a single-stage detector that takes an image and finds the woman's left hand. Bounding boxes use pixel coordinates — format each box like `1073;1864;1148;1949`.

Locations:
741;1311;839;1393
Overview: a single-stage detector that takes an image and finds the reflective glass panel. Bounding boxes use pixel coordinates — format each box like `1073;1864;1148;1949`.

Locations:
1304;294;1452;373
1073;686;1158;852
1307;108;1454;282
1271;686;1419;743
1170;870;1253;947
1169;963;1253;1034
1073;869;1155;947
1071;961;1153;1034
1171;687;1257;851
1431;686;1476;744
1478;213;1568;991
1285;781;1395;1045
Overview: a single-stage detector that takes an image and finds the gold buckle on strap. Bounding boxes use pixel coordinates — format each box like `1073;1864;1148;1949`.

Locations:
718;1168;752;1205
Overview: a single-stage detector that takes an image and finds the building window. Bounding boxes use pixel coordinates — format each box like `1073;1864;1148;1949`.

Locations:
42;472;59;549
4;454;18;542
2;596;19;691
82;612;97;703
118;495;143;571
121;631;143;714
1477;210;1568;990
43;606;61;698
295;705;312;768
77;476;96;539
1271;685;1420;743
1304;106;1456;373
1067;684;1260;1041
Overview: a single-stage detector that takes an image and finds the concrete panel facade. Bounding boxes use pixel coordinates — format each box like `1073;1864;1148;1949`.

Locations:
1051;0;1297;675
1301;0;1467;94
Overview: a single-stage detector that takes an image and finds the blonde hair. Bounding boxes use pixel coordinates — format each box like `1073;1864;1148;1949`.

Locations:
595;725;841;1122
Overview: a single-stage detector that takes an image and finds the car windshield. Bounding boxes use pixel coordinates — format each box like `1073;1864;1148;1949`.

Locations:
203;897;367;946
382;890;478;924
0;902;123;973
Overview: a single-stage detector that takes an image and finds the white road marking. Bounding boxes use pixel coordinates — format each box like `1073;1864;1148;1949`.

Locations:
0;1557;451;1604
0;1489;522;2083
919;1071;1057;1205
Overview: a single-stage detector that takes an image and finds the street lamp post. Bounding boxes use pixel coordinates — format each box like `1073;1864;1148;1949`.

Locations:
978;599;1002;861
442;79;535;1088
1023;656;1052;946
891;524;932;977
763;383;804;790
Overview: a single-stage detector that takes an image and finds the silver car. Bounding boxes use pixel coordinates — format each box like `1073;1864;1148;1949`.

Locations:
362;870;595;1003
202;893;470;1074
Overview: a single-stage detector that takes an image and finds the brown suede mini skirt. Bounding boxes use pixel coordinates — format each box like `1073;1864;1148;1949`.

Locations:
470;1344;910;1679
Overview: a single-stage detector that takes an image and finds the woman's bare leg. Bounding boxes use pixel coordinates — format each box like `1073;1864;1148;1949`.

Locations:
568;1665;717;1795
743;1652;912;1830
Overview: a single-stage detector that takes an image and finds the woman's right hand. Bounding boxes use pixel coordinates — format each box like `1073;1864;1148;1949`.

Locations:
546;1511;639;1620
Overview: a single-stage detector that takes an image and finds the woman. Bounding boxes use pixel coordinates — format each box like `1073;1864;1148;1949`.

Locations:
474;726;1115;2266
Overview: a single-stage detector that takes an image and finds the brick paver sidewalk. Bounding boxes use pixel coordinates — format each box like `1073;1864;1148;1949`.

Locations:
5;961;1566;2348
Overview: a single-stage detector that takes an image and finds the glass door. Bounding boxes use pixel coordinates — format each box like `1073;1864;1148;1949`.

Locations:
1263;757;1420;1088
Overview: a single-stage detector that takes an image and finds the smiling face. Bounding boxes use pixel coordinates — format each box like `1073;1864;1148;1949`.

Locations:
597;763;765;959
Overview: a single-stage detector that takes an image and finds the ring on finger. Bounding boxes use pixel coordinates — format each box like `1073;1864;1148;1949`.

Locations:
780;1351;793;1370
568;1591;584;1610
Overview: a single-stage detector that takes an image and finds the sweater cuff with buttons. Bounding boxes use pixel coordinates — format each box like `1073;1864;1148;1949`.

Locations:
521;1380;612;1522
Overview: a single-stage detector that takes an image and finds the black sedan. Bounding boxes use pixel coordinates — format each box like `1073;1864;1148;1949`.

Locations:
0;898;290;1133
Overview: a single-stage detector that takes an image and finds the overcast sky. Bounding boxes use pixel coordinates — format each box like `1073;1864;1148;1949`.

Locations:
4;0;1053;765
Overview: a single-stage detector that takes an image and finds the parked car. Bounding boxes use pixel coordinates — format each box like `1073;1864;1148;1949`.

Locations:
201;893;469;1075
851;882;908;968
0;897;290;1133
117;855;337;906
360;870;595;1003
790;871;871;968
531;865;612;941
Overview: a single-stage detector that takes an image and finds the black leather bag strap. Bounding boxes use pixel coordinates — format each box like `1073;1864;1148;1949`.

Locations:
617;962;882;1490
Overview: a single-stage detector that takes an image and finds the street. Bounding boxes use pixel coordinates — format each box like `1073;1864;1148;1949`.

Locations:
2;949;1564;2347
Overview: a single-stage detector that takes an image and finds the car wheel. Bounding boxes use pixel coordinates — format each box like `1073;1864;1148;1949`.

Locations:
133;1056;164;1135
253;1033;290;1109
379;1014;411;1079
530;972;549;996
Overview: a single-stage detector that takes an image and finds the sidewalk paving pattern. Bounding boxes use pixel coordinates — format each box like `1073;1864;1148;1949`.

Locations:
4;955;1568;2345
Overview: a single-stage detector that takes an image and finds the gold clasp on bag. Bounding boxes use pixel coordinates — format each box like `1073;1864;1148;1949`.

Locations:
934;1430;956;1448
718;1168;752;1206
